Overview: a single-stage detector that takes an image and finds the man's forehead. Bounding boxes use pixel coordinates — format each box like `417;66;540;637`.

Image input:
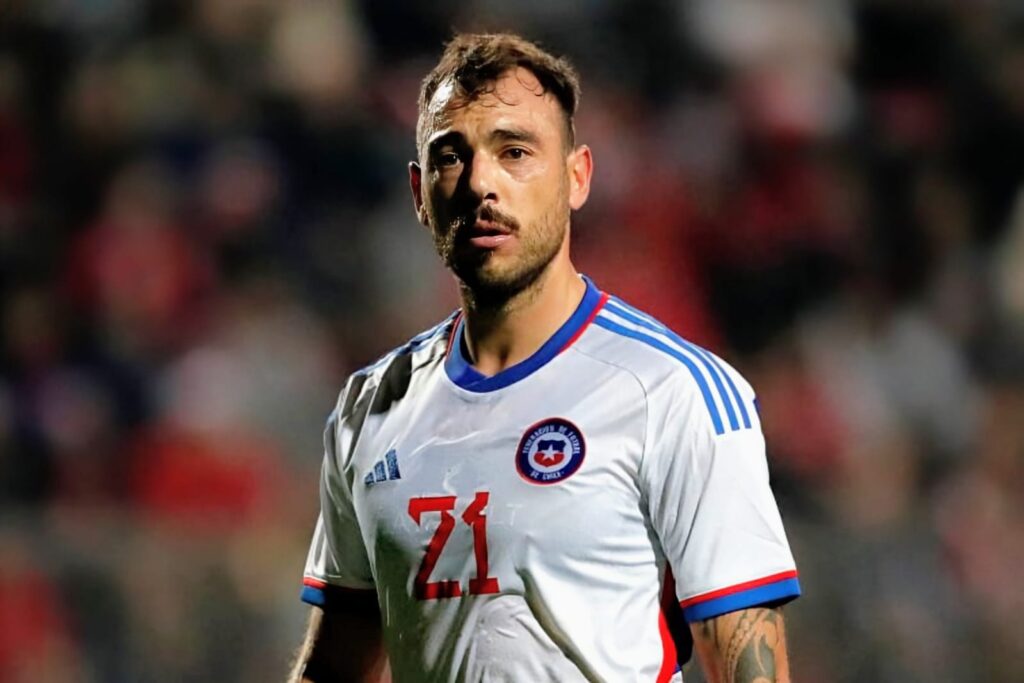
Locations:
424;67;557;137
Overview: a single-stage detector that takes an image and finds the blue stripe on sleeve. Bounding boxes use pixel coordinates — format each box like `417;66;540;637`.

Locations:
300;585;327;607
692;346;752;429
603;301;742;430
301;582;375;607
608;297;753;432
594;316;725;434
681;578;801;622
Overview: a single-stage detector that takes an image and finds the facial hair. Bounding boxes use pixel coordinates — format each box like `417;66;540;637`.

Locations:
429;187;569;309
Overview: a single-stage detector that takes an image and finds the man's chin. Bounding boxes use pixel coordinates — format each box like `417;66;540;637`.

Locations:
454;260;548;303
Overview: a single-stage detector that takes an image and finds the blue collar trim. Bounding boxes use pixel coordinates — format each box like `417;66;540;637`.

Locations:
444;277;604;393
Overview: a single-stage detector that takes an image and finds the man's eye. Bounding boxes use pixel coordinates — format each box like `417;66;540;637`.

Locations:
503;147;527;160
438;152;460;167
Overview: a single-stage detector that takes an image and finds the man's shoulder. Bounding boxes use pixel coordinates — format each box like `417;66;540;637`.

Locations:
581;294;732;381
331;312;458;423
580;294;757;436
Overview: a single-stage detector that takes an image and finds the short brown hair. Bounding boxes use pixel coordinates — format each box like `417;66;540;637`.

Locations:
416;33;581;153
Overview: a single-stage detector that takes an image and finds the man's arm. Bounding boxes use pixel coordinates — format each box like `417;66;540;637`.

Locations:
690;606;790;683
287;593;390;683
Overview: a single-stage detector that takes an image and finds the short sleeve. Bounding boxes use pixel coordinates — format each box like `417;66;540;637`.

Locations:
301;392;376;607
641;371;800;623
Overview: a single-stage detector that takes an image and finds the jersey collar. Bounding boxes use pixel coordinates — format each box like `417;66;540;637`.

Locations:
444;276;608;393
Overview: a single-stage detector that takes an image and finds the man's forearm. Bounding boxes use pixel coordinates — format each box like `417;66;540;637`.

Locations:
691;607;791;683
287;604;389;683
287;608;322;683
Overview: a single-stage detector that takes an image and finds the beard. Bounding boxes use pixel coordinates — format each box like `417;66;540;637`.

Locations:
429;194;568;306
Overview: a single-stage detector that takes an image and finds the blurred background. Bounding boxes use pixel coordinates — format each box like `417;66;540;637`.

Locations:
1;0;1023;680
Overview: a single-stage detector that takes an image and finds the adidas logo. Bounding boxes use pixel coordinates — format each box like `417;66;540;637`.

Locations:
364;449;401;487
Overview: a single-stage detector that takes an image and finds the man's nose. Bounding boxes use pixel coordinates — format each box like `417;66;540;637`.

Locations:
465;152;498;201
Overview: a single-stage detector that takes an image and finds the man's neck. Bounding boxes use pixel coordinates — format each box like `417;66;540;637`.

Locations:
459;265;586;377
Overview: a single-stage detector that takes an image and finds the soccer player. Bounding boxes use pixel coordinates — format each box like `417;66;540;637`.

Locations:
289;33;800;683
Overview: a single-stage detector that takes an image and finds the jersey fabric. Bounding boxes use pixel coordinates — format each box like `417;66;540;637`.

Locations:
301;276;800;683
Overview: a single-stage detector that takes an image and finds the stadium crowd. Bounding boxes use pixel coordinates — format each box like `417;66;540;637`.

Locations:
1;0;1023;681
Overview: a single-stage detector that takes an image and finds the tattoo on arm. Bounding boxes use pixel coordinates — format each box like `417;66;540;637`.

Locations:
697;608;789;683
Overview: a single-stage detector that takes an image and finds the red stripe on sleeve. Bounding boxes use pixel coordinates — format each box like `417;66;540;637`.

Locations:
679;570;799;608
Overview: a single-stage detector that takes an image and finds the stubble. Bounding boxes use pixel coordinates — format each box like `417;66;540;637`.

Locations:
428;182;570;311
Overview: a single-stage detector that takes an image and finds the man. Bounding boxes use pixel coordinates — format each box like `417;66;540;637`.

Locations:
289;33;800;683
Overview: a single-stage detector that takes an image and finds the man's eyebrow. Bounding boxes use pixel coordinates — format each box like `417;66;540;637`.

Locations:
426;131;465;153
426;127;541;155
489;127;541;146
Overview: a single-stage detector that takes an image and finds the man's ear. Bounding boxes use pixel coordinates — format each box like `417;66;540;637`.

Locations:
567;145;593;211
409;162;429;227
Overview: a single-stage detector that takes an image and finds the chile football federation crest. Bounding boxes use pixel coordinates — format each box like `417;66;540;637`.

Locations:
516;418;586;485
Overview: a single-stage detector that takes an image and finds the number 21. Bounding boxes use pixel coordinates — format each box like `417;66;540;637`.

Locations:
407;491;500;600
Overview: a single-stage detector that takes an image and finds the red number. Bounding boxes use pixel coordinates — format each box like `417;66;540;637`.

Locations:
407;492;501;600
408;496;462;599
462;491;500;595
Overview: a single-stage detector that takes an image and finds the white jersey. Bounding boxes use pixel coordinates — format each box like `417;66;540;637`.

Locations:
301;277;800;682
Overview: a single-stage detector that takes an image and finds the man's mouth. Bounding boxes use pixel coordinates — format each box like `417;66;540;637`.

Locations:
460;215;515;249
473;219;511;235
468;230;513;249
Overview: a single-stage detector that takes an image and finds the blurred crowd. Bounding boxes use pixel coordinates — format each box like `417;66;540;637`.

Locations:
1;0;1023;681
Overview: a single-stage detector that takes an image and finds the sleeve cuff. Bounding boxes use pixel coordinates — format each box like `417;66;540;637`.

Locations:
300;576;375;607
680;570;800;622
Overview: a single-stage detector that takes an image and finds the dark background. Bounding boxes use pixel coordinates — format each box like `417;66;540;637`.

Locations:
1;0;1023;681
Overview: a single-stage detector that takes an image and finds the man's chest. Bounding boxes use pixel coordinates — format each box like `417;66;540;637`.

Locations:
346;365;657;601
